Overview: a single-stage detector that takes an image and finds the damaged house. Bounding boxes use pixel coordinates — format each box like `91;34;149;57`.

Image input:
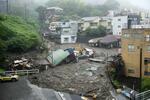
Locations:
88;35;120;48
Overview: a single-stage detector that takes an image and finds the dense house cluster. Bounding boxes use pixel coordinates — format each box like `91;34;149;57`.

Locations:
40;11;150;100
46;7;150;78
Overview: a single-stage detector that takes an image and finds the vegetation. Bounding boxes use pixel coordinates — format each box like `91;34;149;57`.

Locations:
46;0;119;20
0;68;5;73
83;25;107;37
142;78;150;91
0;14;41;55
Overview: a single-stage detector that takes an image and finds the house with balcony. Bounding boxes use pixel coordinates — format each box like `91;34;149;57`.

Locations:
78;16;100;32
49;21;78;44
121;28;150;78
99;17;112;34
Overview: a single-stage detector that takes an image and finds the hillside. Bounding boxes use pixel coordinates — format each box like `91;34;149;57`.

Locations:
0;14;41;55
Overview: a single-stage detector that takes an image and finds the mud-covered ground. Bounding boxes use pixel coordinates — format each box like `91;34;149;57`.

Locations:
29;43;118;100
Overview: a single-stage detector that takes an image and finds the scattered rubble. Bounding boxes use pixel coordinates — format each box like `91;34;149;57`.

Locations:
10;58;33;70
29;60;112;99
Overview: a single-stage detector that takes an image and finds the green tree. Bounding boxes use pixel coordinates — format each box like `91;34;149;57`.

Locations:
84;25;107;37
46;0;119;18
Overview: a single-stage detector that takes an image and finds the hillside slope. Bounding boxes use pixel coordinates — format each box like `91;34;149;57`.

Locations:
0;15;41;53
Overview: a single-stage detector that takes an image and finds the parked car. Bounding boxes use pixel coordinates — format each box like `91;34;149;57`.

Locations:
0;73;19;82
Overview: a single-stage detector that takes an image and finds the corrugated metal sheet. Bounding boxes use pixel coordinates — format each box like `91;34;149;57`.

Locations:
47;49;70;66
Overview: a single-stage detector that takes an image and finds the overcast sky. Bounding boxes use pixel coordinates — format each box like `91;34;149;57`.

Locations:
34;0;150;10
85;0;150;10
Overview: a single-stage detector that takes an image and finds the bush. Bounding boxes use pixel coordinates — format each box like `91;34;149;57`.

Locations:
142;78;150;91
113;80;122;89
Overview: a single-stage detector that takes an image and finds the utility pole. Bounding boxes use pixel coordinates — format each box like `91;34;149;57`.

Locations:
139;48;142;93
24;2;27;21
6;0;9;14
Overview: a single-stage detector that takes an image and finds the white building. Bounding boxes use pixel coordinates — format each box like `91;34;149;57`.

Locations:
112;16;128;35
49;21;78;44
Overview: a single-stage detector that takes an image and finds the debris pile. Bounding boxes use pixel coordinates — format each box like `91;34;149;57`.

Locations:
10;58;33;70
29;60;112;99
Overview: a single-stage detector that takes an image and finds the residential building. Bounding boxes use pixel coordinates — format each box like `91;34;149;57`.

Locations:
49;21;78;44
121;28;150;78
78;16;100;31
112;16;128;35
99;17;112;33
112;14;140;35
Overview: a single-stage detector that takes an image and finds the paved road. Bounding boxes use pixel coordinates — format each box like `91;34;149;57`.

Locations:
0;77;82;100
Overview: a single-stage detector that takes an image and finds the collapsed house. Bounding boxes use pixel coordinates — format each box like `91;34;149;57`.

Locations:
88;35;121;48
46;47;95;67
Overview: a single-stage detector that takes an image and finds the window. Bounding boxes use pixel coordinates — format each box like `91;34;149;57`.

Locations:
71;36;76;41
118;18;121;21
118;25;121;28
122;34;130;38
128;69;135;73
128;44;135;52
145;35;150;41
147;46;150;52
90;23;98;26
64;37;69;42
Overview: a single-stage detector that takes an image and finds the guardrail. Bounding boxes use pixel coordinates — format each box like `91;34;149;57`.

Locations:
1;69;39;75
135;90;150;100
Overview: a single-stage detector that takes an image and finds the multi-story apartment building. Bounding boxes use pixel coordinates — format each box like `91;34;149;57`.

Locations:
121;28;150;78
112;16;128;35
112;14;140;35
49;21;78;44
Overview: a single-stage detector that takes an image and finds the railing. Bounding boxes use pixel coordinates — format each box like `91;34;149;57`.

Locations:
135;90;150;100
1;69;39;75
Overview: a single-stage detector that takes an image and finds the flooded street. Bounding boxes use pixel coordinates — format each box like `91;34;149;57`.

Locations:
29;43;119;99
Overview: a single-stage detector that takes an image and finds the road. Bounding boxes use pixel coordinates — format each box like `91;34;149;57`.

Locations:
0;77;82;100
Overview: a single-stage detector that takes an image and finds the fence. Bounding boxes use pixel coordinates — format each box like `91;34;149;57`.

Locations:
135;90;150;100
1;69;39;75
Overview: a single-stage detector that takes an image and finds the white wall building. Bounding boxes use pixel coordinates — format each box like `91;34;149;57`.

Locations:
112;16;128;35
49;21;78;44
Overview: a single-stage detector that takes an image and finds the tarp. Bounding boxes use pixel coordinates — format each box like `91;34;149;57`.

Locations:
47;49;70;66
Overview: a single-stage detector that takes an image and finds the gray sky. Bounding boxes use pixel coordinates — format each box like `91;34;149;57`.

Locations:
34;0;150;10
85;0;150;9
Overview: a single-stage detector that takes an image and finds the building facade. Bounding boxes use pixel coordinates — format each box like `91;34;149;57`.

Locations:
121;28;150;78
49;21;78;44
78;16;100;31
112;14;140;35
112;16;128;35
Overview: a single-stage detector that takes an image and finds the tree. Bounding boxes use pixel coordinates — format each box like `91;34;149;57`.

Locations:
84;25;107;37
36;6;47;32
46;0;119;18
